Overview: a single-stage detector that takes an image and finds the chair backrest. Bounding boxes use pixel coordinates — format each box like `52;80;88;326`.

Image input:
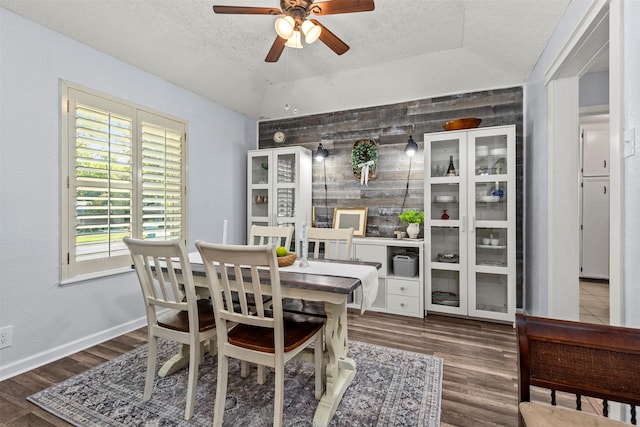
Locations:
124;237;198;330
516;313;640;419
249;225;294;249
306;226;353;260
195;242;284;348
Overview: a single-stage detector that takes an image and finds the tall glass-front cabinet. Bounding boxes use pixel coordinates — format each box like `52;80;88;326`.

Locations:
424;125;515;322
247;146;312;254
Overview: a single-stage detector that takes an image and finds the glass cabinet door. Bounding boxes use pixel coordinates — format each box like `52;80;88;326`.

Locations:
467;128;515;321
249;153;271;224
425;133;468;315
274;151;296;223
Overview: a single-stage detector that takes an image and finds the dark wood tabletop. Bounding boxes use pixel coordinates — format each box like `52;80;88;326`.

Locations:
189;259;381;295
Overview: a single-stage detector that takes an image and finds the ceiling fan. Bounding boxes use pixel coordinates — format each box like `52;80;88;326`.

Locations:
212;0;375;62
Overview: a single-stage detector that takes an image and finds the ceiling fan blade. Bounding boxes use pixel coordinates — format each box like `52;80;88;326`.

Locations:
310;19;349;55
312;0;374;16
212;5;281;15
265;36;287;62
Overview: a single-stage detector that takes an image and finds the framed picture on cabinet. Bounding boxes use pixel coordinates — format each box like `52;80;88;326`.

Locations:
333;207;368;237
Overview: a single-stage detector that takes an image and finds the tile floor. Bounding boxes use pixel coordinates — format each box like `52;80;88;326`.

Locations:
579;280;610;325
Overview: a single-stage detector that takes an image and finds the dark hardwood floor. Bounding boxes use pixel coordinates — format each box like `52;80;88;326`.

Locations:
0;311;580;426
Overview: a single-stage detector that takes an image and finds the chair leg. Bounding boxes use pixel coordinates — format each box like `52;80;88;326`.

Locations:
144;334;158;401
184;337;200;420
273;364;285;427
213;354;229;427
241;360;249;378
257;364;267;384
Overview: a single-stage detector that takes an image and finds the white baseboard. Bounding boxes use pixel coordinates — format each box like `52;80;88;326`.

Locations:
0;316;147;381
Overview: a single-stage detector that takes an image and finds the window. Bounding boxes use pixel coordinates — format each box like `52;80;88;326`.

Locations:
61;82;187;280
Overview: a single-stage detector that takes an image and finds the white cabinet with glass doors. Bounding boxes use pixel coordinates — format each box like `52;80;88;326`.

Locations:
424;125;515;322
247;146;312;254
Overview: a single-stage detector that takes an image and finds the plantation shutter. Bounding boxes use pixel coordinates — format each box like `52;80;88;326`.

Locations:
70;90;134;276
62;85;187;280
139;111;184;241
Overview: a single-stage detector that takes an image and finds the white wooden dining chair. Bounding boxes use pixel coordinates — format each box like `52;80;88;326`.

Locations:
249;224;294;249
306;226;354;260
195;241;324;427
123;237;216;421
282;226;355;318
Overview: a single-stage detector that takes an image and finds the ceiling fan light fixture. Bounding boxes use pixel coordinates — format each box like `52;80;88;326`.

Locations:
274;15;295;39
284;30;303;48
301;20;321;44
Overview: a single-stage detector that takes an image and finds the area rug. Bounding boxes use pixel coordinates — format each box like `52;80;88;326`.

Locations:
28;340;443;426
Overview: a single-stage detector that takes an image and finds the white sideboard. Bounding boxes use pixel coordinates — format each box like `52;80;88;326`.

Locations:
348;237;424;318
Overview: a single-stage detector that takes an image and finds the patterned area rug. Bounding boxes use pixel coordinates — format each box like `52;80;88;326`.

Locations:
28;340;443;426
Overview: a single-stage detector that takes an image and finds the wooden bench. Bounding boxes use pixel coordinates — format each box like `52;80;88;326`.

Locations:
516;313;640;426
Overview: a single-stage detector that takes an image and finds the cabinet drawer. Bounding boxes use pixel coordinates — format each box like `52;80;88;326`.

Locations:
387;278;420;297
387;294;421;316
354;244;387;276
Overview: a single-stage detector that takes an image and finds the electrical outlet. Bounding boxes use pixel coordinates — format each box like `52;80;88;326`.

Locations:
0;326;13;349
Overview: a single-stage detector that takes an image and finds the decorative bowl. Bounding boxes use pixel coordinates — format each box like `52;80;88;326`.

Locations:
443;117;482;131
482;238;491;245
476;145;489;157
435;195;455;203
277;253;297;267
432;291;460;306
479;195;500;203
437;253;459;263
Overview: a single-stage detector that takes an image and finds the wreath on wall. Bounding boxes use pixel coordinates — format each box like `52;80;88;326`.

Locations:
351;139;378;184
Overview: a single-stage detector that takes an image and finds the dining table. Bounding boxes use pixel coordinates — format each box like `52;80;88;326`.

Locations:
157;253;380;427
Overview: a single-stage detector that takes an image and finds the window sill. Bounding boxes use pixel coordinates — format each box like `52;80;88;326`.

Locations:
60;266;134;286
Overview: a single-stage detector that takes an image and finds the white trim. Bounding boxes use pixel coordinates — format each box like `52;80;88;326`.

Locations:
60;267;135;286
547;77;581;320
545;0;609;84
0;317;148;381
608;0;624;327
579;104;609;117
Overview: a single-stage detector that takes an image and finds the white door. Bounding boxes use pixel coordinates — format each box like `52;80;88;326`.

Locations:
581;177;610;279
581;122;609;177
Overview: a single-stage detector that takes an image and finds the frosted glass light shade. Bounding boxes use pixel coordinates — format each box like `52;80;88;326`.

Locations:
284;30;303;48
301;20;321;44
275;16;294;39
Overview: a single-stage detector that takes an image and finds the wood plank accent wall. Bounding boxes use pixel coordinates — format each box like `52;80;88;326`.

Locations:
258;86;523;306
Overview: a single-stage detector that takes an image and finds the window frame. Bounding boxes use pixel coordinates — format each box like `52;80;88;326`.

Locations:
60;81;188;282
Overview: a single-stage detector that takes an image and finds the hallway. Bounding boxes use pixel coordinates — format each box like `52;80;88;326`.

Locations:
579;280;609;325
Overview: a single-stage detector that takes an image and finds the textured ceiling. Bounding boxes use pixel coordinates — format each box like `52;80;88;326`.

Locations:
1;0;571;120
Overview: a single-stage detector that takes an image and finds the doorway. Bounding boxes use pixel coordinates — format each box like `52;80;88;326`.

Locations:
545;0;624;325
579;113;610;325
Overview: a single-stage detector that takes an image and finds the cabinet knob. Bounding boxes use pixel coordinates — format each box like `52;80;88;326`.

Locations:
400;303;405;307
400;287;405;291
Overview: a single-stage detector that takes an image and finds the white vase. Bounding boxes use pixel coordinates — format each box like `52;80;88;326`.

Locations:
406;222;420;239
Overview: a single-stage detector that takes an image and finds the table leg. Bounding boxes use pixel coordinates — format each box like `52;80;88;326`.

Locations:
157;341;210;377
313;300;356;427
158;344;190;377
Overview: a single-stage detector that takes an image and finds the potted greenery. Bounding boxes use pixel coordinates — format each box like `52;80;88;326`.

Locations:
399;210;424;239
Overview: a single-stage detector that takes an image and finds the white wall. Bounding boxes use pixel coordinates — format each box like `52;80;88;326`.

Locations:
580;71;609;107
0;8;256;379
523;0;593;315
623;0;640;328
